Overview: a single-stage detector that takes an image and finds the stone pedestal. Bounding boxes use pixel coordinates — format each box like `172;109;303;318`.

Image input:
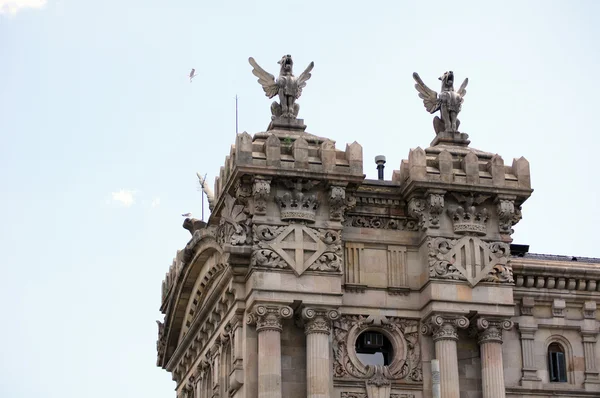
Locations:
248;305;293;398
302;308;340;398
476;318;513;398
422;315;469;398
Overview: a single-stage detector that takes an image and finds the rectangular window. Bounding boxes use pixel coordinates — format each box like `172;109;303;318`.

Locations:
549;351;567;382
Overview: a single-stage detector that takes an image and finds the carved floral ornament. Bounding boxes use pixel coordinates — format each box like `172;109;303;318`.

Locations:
427;236;513;287
251;224;342;274
217;194;252;246
332;314;422;383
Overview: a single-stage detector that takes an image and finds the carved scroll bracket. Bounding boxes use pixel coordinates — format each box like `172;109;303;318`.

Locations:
495;195;522;235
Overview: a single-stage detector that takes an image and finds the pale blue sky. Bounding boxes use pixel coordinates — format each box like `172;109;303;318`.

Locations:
1;1;599;397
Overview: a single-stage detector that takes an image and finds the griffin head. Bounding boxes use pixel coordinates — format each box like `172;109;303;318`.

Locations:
277;54;294;75
439;71;455;91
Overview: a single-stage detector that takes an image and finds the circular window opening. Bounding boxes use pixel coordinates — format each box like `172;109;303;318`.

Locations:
355;331;393;366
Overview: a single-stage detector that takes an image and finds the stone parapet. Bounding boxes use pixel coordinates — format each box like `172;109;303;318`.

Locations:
212;131;364;208
393;145;531;194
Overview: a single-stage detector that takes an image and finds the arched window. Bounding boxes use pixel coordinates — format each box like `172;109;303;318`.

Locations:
355;331;394;366
548;342;567;382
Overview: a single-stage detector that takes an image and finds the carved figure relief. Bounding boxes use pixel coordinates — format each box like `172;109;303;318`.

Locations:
332;315;422;383
251;224;342;274
217;194;252;246
428;236;513;286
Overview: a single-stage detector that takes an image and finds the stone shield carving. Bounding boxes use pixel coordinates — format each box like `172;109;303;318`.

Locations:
251;224;342;274
332;315;422;383
428;236;513;286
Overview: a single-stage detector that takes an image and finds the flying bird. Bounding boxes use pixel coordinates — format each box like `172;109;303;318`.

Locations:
182;213;192;217
189;68;197;82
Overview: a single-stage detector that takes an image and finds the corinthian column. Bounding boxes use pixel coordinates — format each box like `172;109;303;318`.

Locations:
247;305;293;398
422;315;469;398
302;308;340;398
475;318;513;398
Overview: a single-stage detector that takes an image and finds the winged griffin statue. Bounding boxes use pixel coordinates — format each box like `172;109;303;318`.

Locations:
413;71;469;134
249;55;314;119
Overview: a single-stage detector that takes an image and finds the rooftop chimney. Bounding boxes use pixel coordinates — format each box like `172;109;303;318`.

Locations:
375;155;386;180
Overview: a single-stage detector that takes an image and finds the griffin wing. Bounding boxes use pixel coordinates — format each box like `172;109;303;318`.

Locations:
457;78;468;97
248;57;278;98
412;72;440;114
295;61;314;99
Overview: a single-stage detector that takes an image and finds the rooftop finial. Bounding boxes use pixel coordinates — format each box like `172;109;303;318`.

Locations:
413;71;470;147
249;55;314;129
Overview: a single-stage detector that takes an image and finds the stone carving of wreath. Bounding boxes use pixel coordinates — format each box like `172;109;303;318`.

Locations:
332;315;422;383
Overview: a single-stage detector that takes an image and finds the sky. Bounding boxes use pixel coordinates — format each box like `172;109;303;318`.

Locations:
1;0;599;397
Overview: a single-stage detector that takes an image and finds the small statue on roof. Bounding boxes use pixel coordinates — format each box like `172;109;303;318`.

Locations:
249;55;314;119
413;71;469;134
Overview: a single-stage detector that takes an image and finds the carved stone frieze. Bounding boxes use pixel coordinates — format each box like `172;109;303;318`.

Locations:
421;315;469;342
332;314;422;383
251;224;342;274
247;305;293;332
496;197;522;234
427;236;513;286
341;393;415;398
217;194;252;246
328;186;357;221
343;215;419;231
252;178;271;215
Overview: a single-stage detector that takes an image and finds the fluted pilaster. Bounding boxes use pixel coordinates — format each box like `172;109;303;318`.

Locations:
475;318;513;398
581;330;600;383
422;315;469;398
303;308;340;398
517;325;540;383
247;305;293;398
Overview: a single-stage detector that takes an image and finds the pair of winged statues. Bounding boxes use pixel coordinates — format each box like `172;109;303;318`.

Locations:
249;55;469;134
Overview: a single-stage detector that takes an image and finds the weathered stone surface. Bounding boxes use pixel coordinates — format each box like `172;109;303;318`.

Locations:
156;60;597;398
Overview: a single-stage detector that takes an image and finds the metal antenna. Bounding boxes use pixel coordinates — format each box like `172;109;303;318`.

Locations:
235;95;239;135
201;173;207;221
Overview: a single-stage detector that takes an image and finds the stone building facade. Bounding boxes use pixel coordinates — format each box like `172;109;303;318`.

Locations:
156;71;600;398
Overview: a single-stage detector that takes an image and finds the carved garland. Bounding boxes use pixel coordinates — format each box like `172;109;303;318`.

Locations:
332;315;422;383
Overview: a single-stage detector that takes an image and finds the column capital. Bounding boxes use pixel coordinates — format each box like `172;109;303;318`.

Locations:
301;307;340;335
472;317;513;345
421;314;470;342
247;304;293;332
